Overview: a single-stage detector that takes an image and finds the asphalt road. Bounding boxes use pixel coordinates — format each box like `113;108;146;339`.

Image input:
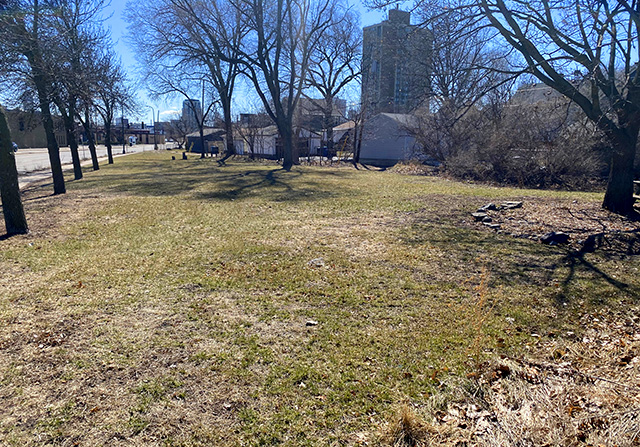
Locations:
16;143;175;188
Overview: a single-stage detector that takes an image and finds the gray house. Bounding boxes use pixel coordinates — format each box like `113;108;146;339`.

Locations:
359;113;420;166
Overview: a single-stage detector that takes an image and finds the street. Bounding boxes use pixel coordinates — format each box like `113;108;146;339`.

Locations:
15;143;175;188
15;143;170;174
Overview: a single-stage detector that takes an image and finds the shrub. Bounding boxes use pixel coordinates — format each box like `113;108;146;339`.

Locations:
415;98;608;189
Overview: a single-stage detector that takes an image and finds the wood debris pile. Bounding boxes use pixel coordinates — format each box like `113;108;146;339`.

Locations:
470;199;640;254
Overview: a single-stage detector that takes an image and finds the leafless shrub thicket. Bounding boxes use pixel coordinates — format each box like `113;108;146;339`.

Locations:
416;100;610;190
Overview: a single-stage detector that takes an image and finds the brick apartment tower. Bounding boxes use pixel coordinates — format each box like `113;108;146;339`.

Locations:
361;9;431;116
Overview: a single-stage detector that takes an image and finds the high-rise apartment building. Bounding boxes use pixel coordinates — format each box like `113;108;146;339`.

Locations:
182;99;202;132
362;9;431;115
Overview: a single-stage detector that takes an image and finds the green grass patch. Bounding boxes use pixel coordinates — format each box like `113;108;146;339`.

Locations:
0;153;637;445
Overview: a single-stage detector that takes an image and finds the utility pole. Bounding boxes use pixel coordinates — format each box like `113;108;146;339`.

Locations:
149;106;157;150
121;103;126;154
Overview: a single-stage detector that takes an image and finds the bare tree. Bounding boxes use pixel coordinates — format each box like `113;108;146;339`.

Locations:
230;0;338;170
51;0;132;169
1;0;66;193
77;100;100;170
0;106;28;235
410;0;516;163
49;0;108;179
0;2;28;234
305;4;361;154
145;70;217;157
165;113;191;150
127;0;243;162
474;0;640;214
94;50;134;164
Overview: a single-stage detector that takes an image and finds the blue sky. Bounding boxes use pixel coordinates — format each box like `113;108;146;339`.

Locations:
103;0;388;122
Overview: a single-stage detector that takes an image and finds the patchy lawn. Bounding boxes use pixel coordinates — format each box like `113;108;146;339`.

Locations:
0;153;638;446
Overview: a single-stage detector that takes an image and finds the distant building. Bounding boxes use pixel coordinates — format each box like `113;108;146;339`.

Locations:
241;125;279;158
236;123;322;159
359;113;421;166
239;113;272;127
508;82;589;124
5;109;67;148
182;99;202;132
295;97;347;131
362;9;431;115
186;128;225;154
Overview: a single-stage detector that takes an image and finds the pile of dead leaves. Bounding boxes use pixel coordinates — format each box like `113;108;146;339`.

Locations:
395;305;640;447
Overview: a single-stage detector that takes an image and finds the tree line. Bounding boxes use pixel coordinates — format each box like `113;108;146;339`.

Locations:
2;0;639;237
0;0;135;235
385;0;640;214
144;0;638;214
127;0;361;169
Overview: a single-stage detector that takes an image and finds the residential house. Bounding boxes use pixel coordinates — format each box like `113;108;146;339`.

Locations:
186;128;225;154
359;113;420;166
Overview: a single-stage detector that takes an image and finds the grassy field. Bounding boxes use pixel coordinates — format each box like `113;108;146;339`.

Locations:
0;153;638;446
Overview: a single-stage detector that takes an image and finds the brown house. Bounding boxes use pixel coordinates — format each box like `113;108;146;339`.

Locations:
5;109;67;148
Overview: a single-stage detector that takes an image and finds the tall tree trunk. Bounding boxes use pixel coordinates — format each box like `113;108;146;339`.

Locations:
59;99;82;180
602;124;638;214
0;108;28;235
199;127;206;159
65;116;83;180
105;120;114;164
324;95;334;155
219;101;235;163
34;74;65;194
353;120;363;166
277;113;299;171
281;126;295;171
83;107;99;171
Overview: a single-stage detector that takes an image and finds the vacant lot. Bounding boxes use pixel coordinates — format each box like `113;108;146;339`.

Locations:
1;154;638;446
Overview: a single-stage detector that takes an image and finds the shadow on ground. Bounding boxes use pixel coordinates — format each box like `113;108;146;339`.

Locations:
400;214;640;311
67;158;351;204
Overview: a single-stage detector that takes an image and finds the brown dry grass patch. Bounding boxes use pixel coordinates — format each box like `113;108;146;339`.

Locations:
0;155;638;446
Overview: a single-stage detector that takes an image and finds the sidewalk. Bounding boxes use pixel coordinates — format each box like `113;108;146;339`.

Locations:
18;144;168;189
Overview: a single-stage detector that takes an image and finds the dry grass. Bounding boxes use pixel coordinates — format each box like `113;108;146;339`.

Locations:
381;406;430;447
0;153;638;446
415;304;640;446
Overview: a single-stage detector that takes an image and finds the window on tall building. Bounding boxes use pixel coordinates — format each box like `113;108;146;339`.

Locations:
395;65;409;106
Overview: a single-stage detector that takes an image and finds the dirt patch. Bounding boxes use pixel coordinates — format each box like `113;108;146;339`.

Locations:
468;198;640;254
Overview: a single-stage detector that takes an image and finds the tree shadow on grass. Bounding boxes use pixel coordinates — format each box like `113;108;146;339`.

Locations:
400;221;556;285
399;219;639;307
71;158;208;197
71;160;348;204
548;250;639;307
192;168;338;203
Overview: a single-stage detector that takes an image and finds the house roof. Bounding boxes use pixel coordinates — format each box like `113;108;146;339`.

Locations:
333;120;356;131
186;128;226;138
377;113;418;127
509;83;568;105
256;125;279;136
